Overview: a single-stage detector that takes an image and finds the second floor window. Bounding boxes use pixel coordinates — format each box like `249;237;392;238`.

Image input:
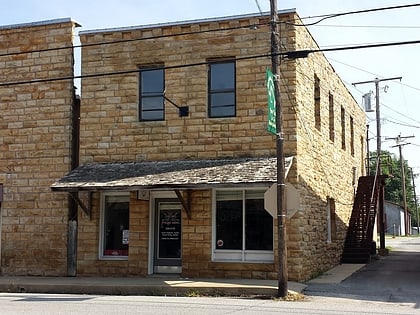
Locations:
208;60;236;118
139;67;164;121
314;74;321;130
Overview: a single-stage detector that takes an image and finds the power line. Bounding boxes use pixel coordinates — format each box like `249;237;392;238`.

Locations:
384;118;420;129
312;24;420;30
0;20;272;59
254;0;264;16
297;3;420;26
3;39;420;87
0;4;418;59
331;57;420;93
332;58;420;129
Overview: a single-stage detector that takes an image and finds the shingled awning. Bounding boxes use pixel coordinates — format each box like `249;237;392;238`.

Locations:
51;156;293;192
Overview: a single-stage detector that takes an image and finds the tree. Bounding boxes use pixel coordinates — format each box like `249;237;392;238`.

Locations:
368;150;418;227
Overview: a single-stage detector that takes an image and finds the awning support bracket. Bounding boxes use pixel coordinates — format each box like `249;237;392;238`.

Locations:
174;189;192;219
69;192;92;219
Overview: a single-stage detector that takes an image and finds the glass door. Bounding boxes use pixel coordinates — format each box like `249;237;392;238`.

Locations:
154;199;182;273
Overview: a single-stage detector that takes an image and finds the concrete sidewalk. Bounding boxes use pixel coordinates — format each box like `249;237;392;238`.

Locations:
0;276;303;297
306;263;365;284
0;264;363;297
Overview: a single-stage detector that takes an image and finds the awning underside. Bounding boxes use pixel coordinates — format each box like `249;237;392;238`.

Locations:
51;156;293;192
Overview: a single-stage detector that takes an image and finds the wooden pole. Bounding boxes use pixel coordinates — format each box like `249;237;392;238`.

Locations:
270;0;288;298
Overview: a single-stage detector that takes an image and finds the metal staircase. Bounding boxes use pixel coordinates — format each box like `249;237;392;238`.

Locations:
341;176;384;264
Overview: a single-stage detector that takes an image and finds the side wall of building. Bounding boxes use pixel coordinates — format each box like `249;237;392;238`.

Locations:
286;17;367;280
0;20;76;275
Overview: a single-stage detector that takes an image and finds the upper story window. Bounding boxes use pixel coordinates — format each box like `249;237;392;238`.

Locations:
314;74;321;130
208;60;236;118
341;106;346;150
139;66;164;121
329;92;335;142
350;116;355;156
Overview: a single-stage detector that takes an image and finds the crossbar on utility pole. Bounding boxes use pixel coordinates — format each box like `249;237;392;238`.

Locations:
270;0;288;298
353;77;401;249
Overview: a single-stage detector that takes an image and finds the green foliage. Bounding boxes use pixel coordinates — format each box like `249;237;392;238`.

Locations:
368;150;418;226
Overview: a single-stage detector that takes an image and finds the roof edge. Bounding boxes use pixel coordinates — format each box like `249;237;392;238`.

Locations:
79;8;296;35
0;18;81;31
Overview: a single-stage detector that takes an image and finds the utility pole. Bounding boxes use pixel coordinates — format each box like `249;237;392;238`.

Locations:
353;77;401;250
366;124;370;175
270;0;287;298
410;167;419;235
387;134;414;235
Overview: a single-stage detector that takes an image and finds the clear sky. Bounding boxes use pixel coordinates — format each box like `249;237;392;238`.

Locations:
1;0;420;188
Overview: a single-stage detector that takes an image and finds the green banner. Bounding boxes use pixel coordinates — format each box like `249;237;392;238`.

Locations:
266;69;277;135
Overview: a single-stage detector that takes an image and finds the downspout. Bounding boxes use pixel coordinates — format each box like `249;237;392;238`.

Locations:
67;89;80;276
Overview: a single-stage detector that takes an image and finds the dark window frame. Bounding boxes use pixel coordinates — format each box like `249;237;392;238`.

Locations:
215;190;273;252
208;59;236;118
139;65;165;121
329;92;335;142
328;197;337;242
100;193;130;259
341;106;346;150
350;116;355;156
314;74;321;130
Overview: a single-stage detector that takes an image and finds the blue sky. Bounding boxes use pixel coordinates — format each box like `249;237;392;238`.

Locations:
1;0;420;185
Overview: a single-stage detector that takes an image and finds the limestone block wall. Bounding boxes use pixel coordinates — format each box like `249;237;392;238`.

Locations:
0;19;77;275
284;17;367;280
76;192;150;276
78;13;296;163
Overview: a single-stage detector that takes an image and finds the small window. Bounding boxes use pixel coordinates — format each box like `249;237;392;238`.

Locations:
327;197;337;242
208;60;236;118
341;106;346;150
213;189;273;262
100;193;129;259
350;116;355;156
329;92;335;142
139;67;164;121
314;74;321;130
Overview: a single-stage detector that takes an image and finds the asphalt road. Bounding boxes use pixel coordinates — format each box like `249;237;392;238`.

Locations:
0;293;418;315
305;236;420;307
0;236;419;314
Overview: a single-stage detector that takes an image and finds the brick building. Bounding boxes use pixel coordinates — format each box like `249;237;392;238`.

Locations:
0;9;366;281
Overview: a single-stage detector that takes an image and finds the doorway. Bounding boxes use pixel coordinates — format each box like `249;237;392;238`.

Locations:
153;199;182;273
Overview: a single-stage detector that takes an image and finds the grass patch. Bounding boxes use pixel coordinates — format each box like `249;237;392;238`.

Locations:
274;292;306;302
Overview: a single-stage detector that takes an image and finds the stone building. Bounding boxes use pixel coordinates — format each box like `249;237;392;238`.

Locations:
0;9;366;282
0;18;79;275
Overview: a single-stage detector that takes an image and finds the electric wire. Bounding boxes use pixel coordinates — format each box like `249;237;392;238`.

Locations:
295;3;420;26
282;47;358;206
0;4;417;60
3;39;420;87
0;20;272;58
329;59;420;128
311;24;420;30
384;118;420;129
254;0;264;16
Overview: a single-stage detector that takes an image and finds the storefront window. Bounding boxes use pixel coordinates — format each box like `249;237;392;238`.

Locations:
100;193;129;259
214;189;273;262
